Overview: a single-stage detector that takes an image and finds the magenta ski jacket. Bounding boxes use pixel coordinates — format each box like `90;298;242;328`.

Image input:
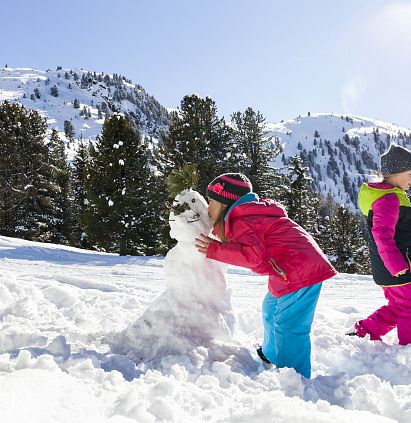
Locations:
206;199;337;297
359;182;411;286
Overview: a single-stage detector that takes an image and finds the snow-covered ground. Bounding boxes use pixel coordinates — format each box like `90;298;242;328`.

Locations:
0;235;410;422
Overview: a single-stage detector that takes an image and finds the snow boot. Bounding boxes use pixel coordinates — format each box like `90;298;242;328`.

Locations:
256;346;272;365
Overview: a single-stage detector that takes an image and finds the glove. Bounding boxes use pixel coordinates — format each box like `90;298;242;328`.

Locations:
394;269;408;277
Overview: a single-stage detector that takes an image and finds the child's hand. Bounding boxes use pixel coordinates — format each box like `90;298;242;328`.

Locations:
195;234;213;255
394;269;407;277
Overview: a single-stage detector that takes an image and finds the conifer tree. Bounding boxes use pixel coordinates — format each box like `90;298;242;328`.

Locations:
155;94;234;197
71;140;91;248
97;105;103;120
325;204;370;274
47;129;73;244
0;101;55;241
64;120;75;141
314;192;337;251
153;95;235;252
230;107;282;197
85;115;160;255
50;85;59;97
282;155;318;234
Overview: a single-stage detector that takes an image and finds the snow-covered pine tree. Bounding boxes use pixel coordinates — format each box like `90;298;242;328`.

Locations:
63;120;75;142
314;192;337;251
50;85;59;97
85;115;160;255
282;155;318;234
71;140;91;248
0;102;56;241
0;101;23;234
154;94;233;197
230;107;282;198
326;204;370;274
47;128;73;244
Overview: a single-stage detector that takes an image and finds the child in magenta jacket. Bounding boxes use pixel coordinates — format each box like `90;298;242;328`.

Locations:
349;144;411;345
195;173;337;378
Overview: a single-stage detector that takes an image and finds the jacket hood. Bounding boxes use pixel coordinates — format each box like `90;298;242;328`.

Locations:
226;198;287;221
225;192;259;221
358;182;410;216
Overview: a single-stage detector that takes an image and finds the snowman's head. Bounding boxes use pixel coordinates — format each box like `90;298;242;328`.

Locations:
169;189;211;241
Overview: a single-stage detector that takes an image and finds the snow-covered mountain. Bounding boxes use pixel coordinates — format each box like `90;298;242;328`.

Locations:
266;113;411;209
2;67;411;209
0;66;169;159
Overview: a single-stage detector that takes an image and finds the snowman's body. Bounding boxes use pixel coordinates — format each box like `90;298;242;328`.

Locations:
109;190;235;363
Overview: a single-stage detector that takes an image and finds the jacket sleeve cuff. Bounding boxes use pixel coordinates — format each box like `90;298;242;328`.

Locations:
206;240;220;260
385;257;409;276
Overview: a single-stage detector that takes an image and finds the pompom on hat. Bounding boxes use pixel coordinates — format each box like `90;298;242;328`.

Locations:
207;173;253;206
381;143;411;176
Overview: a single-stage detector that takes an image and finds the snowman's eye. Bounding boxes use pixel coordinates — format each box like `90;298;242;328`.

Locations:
191;199;196;203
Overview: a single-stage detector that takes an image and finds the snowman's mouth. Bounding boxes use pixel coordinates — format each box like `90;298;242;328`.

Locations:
169;212;200;223
168;218;198;223
187;212;200;223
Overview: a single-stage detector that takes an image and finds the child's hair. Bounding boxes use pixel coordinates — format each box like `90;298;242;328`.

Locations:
382;174;394;184
213;203;228;242
369;171;384;183
369;173;398;188
207;172;252;241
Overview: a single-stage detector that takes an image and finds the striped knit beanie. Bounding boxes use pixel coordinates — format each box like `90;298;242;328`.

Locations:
381;143;411;175
207;173;253;206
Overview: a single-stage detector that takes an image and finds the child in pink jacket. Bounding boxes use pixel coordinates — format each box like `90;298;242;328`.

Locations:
195;173;336;378
349;144;411;345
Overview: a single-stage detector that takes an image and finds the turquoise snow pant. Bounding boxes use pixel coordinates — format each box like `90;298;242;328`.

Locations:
261;283;322;379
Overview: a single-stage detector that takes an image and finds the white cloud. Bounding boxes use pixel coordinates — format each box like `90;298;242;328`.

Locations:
341;75;366;113
337;2;411;126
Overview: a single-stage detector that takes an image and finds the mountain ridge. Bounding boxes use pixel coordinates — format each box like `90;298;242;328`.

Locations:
1;66;411;210
265;112;411;209
0;66;169;160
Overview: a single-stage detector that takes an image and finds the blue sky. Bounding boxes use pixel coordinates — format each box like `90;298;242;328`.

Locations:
2;0;411;128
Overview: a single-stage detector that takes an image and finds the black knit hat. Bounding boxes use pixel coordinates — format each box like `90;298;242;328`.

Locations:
381;144;411;175
207;173;253;206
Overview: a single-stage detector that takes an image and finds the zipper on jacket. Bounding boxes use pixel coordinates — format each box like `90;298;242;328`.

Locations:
406;249;411;269
268;258;288;283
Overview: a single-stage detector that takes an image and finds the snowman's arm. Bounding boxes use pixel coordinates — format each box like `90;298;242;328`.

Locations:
206;224;265;269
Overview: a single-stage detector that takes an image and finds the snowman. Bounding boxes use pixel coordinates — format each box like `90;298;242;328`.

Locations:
108;189;236;364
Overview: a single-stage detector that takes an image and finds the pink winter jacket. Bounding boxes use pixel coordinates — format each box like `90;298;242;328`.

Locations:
206;199;337;297
369;184;409;275
369;182;409;276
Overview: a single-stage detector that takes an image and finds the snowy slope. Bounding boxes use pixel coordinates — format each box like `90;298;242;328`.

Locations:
0;235;410;422
266;113;411;209
0;67;169;160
